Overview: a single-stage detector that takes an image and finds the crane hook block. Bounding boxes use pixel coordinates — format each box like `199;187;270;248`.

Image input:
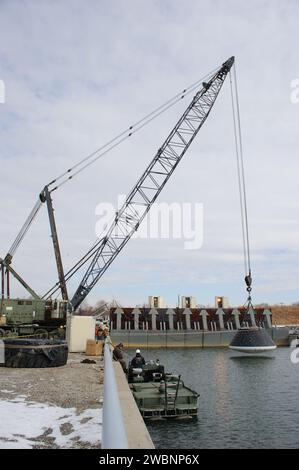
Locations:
245;272;252;291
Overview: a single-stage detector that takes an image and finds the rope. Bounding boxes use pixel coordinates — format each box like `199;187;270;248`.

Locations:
4;343;66;349
0;331;60;340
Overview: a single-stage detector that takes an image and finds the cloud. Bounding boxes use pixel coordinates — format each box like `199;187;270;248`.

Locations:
0;0;298;307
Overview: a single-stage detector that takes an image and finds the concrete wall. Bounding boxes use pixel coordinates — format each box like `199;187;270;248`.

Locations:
109;306;293;349
271;326;290;346
113;362;154;449
111;327;290;349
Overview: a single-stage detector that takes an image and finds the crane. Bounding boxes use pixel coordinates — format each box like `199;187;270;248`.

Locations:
0;56;235;336
70;56;234;309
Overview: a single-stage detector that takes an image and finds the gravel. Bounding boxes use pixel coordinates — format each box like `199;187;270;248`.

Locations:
0;353;104;448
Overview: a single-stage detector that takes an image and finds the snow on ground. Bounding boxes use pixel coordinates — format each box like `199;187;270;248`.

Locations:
0;396;102;449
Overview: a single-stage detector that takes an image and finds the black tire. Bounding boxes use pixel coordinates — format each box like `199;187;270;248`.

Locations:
26;355;38;368
5;355;14;368
34;355;49;368
5;353;21;368
3;338;68;368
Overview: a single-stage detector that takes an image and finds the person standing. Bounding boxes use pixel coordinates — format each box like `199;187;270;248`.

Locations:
131;349;145;368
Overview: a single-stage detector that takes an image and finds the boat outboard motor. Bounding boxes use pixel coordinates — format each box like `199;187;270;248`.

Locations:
132;367;143;377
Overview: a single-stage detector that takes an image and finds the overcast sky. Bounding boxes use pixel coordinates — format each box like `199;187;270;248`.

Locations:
0;0;298;307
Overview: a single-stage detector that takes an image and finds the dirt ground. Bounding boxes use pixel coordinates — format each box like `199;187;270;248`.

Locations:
0;353;104;448
0;353;104;409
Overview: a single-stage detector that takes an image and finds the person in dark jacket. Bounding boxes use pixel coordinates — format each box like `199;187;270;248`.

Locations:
131;349;145;368
113;343;127;372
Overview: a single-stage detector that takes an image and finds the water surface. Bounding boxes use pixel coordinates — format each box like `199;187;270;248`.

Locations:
142;348;299;448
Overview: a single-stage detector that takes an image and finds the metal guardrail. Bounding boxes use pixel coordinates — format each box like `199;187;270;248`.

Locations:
0;340;4;365
102;342;128;449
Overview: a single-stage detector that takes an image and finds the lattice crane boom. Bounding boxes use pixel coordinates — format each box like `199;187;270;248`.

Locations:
71;56;234;310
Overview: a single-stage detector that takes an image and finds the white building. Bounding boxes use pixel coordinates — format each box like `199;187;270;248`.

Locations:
215;296;229;308
148;296;166;308
180;296;197;308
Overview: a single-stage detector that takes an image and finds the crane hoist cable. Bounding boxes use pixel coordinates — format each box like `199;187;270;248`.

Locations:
49;67;219;192
7;57;250;316
70;57;235;309
42;237;106;299
45;58;237;306
5;66;218;262
6;199;42;261
229;64;252;306
5;57;237;310
229;73;247;275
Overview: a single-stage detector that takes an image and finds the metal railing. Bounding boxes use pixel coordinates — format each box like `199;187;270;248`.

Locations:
0;340;4;365
102;342;128;449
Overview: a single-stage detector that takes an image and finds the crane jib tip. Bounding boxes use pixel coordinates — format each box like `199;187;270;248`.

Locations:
222;56;235;71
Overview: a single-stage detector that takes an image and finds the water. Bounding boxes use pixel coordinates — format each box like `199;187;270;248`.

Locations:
143;348;299;449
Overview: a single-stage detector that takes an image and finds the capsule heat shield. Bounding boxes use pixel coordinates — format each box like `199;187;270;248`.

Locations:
229;327;277;353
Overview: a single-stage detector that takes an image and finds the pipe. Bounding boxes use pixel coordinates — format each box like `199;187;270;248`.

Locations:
102;343;128;449
0;339;4;365
1;265;4;300
6;268;10;299
173;375;181;410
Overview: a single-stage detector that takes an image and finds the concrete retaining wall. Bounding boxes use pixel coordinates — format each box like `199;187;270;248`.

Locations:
113;361;154;449
271;326;290;346
111;327;290;349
